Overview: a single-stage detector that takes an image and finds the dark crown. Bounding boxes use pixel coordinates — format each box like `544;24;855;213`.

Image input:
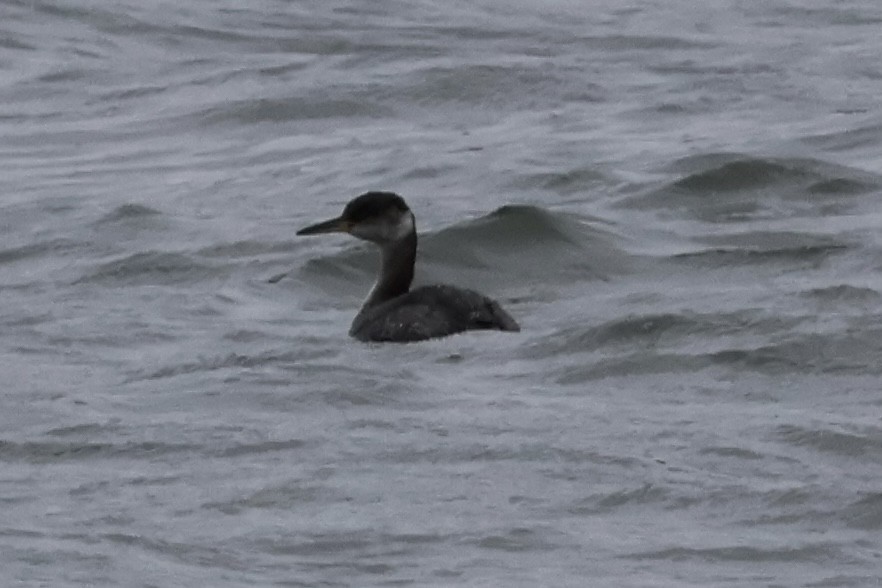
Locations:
342;192;410;223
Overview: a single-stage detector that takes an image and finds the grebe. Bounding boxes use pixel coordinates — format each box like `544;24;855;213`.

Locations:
297;191;520;342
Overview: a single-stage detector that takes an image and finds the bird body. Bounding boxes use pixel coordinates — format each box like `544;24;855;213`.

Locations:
297;192;519;343
351;284;519;342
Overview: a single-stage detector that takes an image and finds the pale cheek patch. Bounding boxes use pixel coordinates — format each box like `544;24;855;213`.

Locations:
389;212;415;241
350;212;414;243
351;223;381;241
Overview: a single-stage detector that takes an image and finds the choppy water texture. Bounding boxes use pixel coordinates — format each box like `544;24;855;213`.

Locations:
2;0;882;586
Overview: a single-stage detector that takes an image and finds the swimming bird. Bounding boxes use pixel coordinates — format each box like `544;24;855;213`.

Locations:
296;191;520;342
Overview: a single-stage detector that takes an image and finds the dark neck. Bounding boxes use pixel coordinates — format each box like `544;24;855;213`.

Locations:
363;229;416;308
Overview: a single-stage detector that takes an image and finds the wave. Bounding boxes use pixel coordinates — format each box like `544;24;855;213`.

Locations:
0;238;83;266
75;251;225;286
626;543;841;563
776;424;882;456
543;316;882;381
527;310;801;358
800;284;882;305
93;203;163;225
624;154;881;223
0;438;196;464
670;231;852;267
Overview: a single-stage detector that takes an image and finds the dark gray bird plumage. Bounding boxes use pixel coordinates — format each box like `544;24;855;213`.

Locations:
297;191;520;343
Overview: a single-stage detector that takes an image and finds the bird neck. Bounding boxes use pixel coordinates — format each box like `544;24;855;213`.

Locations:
363;229;416;308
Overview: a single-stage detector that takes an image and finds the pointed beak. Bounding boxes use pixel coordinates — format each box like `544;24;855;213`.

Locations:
296;216;352;236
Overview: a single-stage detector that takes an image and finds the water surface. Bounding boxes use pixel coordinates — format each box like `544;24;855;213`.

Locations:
2;0;881;586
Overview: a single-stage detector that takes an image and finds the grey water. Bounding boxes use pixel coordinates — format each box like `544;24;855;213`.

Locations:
2;0;882;586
